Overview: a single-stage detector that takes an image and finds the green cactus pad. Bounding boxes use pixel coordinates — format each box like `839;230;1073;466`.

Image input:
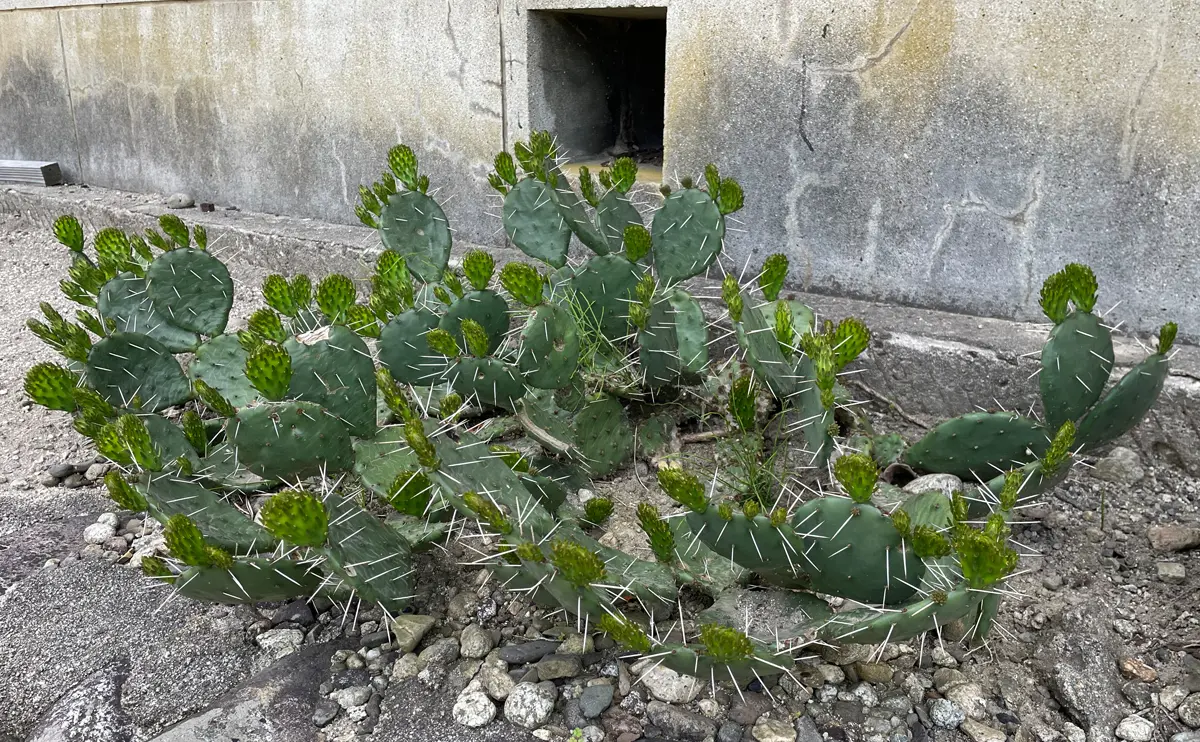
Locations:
139;472;276;553
175;558;320;605
596;190;643;254
651;188;725;284
898;489;955;530
98;273;200;353
24;362;78;412
188;334;260;408
502;178;572;268
140;414;202;471
260;489;329;547
638;287;708;389
685;506;809;587
144;248;233;335
352;425;423;500
546;169;610;255
1076;352;1170;451
439;290;508;356
518;304;581;389
571;254;642;339
1040;311;1113;430
380;191;453;283
517;392;633;477
228;400;354;480
791;496;925;605
735;299;798;400
284;325;377;439
812;583;982;644
54;214;85;252
320;494;414;611
452;357;525;411
903;411;1051;481
87;332;192;412
378;308;450;386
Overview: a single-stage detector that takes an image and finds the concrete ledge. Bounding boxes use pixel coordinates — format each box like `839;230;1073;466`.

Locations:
4;183;1198;474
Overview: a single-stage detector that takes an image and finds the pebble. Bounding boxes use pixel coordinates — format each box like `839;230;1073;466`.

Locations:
391;615;436;653
313;698;339;727
1118;657;1158;683
1161;685;1191;712
255;628;304;659
1172;733;1200;742
559;632;595;655
1179;694;1200;727
1149;526;1200;552
929;698;966;729
84;463;108;481
331;685;372;709
817;664;846;684
1115;715;1155;742
629;658;702;704
579;684;614;718
645;700;717;741
100;513;120;528
857;661;895;684
498;640;560;664
417;637;460;666
503;682;556;729
480;661;515;700
718;721;746;742
62;472;86;489
1092;447;1144;485
459;623;495;659
796;716;822;742
1158;562;1187;584
752;717;797;742
82;523;116;544
40;475;58;487
1063;722;1087;742
48;463;75;478
535;653;581;680
166;192;195;209
452;689;497;728
391;653;421;681
961;719;1006;742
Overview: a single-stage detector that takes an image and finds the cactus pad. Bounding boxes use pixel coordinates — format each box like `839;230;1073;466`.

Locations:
285;325;377;439
98;273;200;353
174;558;320;604
651;188;724;284
1040;311;1113;430
904;412;1050;481
380;191;452;283
87;332;192;412
518;304;580;389
571;254;642;339
229;400;354;480
439;290;508;356
638;287;708;388
145;248;233;335
378;308;449;385
1076;352;1170;451
452;357;524;411
502;178;572;268
139;473;276;553
24;362;78;412
596;190;643;254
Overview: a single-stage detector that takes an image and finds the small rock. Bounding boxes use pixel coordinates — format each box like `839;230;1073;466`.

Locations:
391;653;421;681
1063;722;1087;742
331;685;372;709
313;698;340;727
103;537;128;553
1118;657;1158;683
1149;526;1200;552
929;698;966;729
1092;447;1144;485
1179;694;1200;727
730;693;773;725
857;661;895;684
460;624;495;659
83;523;116;544
255;628;304;659
824;643;874;666
481;661;516;700
1161;685;1191;712
1043;574;1064;591
931;645;958;668
961;719;1006;742
580;684;614;718
85;463;109;481
1158;562;1187;584
418;637;460;667
851;682;879;708
452;690;496;728
166;192;195;209
817;664;846;684
498;640;560;664
391;615;437;653
645;700;717;741
796;716;822;742
536;653;582;680
48;463;75;478
447;591;479;620
559;632;595;655
903;473;964;500
40;475;58;487
752;717;797;742
504;682;556;729
1122;681;1154;709
944;682;988;721
1171;733;1200;742
629;658;703;704
1115;715;1155;742
718;721;746;742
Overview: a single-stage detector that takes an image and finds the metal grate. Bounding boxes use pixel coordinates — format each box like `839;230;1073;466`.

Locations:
0;160;63;186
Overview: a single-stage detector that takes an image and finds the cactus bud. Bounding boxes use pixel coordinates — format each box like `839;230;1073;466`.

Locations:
717;501;734;521
1039;271;1071;324
460;319;490;358
728;373;758;432
181;410;208;456
656;467;708;513
1158;322;1178;355
629;303;649;330
680;175;694;189
635;273;656;306
192;224;208;251
117;414;162;471
833;452;877;504
584;497;614;525
699;624;754;663
262;275;298;317
377;367;415;422
425;328;460;358
261;489;329;547
92;421;132;465
954;524;1018;588
158;214;190;248
433;286;452;306
24;362;78;412
247;308;287;343
346;305;380;338
770;508;789;528
774;300;796;356
598;613;652;654
758;254;789;302
464;491;512;535
164;515;211;567
891;508;912;537
358;184;381;215
489;444;530;472
462;249;496;292
244;343;293;401
140;555;174;582
194;379;237;417
289;274;313;309
721;275;743;323
515;541;545;563
610;157;638;193
144;228;172;253
53;214;85;252
704;164;721;197
549;539;606;589
237;329;265;354
104;471;147;511
637;503;676;564
388;144;419;189
439;392;464;420
387;470;434;516
486;173;508;195
623;224;652;263
578;166;600;207
499;262;545;308
950;491;970;525
831;317;871;370
494;152;518;186
911;525;951;559
930;590;948;605
1041;420;1076;476
316;274;356;322
95;228;133;274
717;178;744;215
998;470;1021;512
741;499;761;519
442;269;465;299
404;417;440;469
1061;263;1098;313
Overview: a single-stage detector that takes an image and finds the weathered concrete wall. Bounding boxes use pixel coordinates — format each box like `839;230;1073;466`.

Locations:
3;0;1199;339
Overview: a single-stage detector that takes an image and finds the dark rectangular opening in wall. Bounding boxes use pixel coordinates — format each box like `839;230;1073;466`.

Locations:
528;8;666;172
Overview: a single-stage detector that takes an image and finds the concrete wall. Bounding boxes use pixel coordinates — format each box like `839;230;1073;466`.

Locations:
3;0;1198;339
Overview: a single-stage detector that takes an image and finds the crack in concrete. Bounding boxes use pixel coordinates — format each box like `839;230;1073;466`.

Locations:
445;0;469;89
1118;11;1170;181
925;166;1044;300
811;2;918;78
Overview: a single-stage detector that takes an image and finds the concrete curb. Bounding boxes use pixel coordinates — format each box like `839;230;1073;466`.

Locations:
5;184;1198;474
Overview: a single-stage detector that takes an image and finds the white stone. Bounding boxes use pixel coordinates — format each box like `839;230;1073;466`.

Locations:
452;690;496;728
82;523;116;545
1161;686;1191;712
629;658;703;704
961;719;1006;742
255;628;304;659
752;717;797;742
459;623;494;659
1115;715;1155;742
331;685;372;709
97;512;120;528
503;682;555;729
